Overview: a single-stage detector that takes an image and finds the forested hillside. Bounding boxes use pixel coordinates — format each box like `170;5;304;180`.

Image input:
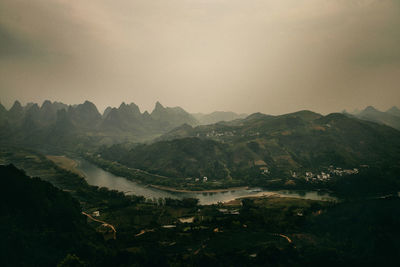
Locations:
0;165;107;267
100;111;400;189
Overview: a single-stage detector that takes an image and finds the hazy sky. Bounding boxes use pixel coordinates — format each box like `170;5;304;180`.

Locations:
1;0;399;114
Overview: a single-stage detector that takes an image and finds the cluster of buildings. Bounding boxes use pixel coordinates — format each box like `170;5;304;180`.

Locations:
197;130;235;138
247;132;260;137
218;208;240;215
328;166;359;176
197;130;262;138
255;160;270;174
303;166;360;182
194;176;208;182
304;171;331;182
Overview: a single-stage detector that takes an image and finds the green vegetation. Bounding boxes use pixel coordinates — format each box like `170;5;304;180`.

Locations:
1;102;400;265
1;148;400;266
97;111;400;193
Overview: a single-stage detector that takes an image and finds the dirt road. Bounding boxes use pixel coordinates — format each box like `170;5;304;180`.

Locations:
82;212;116;239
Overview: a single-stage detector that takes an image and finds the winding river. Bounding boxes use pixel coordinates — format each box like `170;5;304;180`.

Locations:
75;159;337;205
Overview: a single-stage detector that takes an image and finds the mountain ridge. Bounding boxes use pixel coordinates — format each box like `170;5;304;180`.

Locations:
1;100;245;148
345;105;400;130
100;110;400;186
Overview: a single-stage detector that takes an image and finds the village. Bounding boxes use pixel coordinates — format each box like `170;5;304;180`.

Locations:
196;130;263;139
300;165;360;183
254;158;362;183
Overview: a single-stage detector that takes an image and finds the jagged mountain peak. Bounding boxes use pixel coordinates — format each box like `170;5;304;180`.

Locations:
67;101;101;127
354;105;400;130
103;106;112;117
387;106;400;116
41;100;52;109
388;106;400;111
10;100;22;110
7;100;24;122
119;102;140;113
82;100;96;107
76;100;100;113
363;106;380;113
150;102;198;127
153;101;165;112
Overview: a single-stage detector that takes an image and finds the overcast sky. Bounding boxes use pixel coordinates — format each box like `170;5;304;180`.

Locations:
0;0;399;114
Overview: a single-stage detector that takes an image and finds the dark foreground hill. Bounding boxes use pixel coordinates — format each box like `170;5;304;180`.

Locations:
1;152;400;266
0;164;107;267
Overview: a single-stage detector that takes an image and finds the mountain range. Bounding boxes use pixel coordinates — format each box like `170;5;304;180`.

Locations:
1;100;400;191
100;110;400;184
0;100;247;149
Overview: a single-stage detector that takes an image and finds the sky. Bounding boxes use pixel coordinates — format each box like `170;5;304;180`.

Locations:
0;0;399;115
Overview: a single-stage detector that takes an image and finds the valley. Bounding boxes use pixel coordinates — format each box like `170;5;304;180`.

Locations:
2;2;400;265
1;101;400;266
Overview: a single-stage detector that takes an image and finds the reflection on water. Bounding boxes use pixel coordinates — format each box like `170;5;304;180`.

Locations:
76;159;337;205
77;159;179;200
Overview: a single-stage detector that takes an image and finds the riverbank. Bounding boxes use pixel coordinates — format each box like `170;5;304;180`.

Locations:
46;155;337;204
46;155;85;177
149;184;249;193
50;155;250;194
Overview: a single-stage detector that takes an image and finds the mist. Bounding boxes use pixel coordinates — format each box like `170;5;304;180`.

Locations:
1;0;399;114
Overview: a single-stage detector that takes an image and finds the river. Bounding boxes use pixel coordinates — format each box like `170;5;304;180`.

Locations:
76;158;337;205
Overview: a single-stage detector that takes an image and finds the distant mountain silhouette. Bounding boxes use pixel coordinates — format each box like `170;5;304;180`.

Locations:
21;103;41;131
68;101;102;128
4;100;399;153
0;103;8;125
387;106;400;117
101;102;144;132
38;100;68;125
0;100;220;149
150;101;198;128
347;106;400;130
7;100;24;123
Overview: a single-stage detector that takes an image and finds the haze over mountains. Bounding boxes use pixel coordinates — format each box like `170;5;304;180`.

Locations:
343;106;400;130
193;112;248;125
0;100;248;147
2;99;399;190
2;99;400;266
2;1;400;265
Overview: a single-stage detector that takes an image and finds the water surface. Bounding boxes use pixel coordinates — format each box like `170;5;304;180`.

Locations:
76;159;337;205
